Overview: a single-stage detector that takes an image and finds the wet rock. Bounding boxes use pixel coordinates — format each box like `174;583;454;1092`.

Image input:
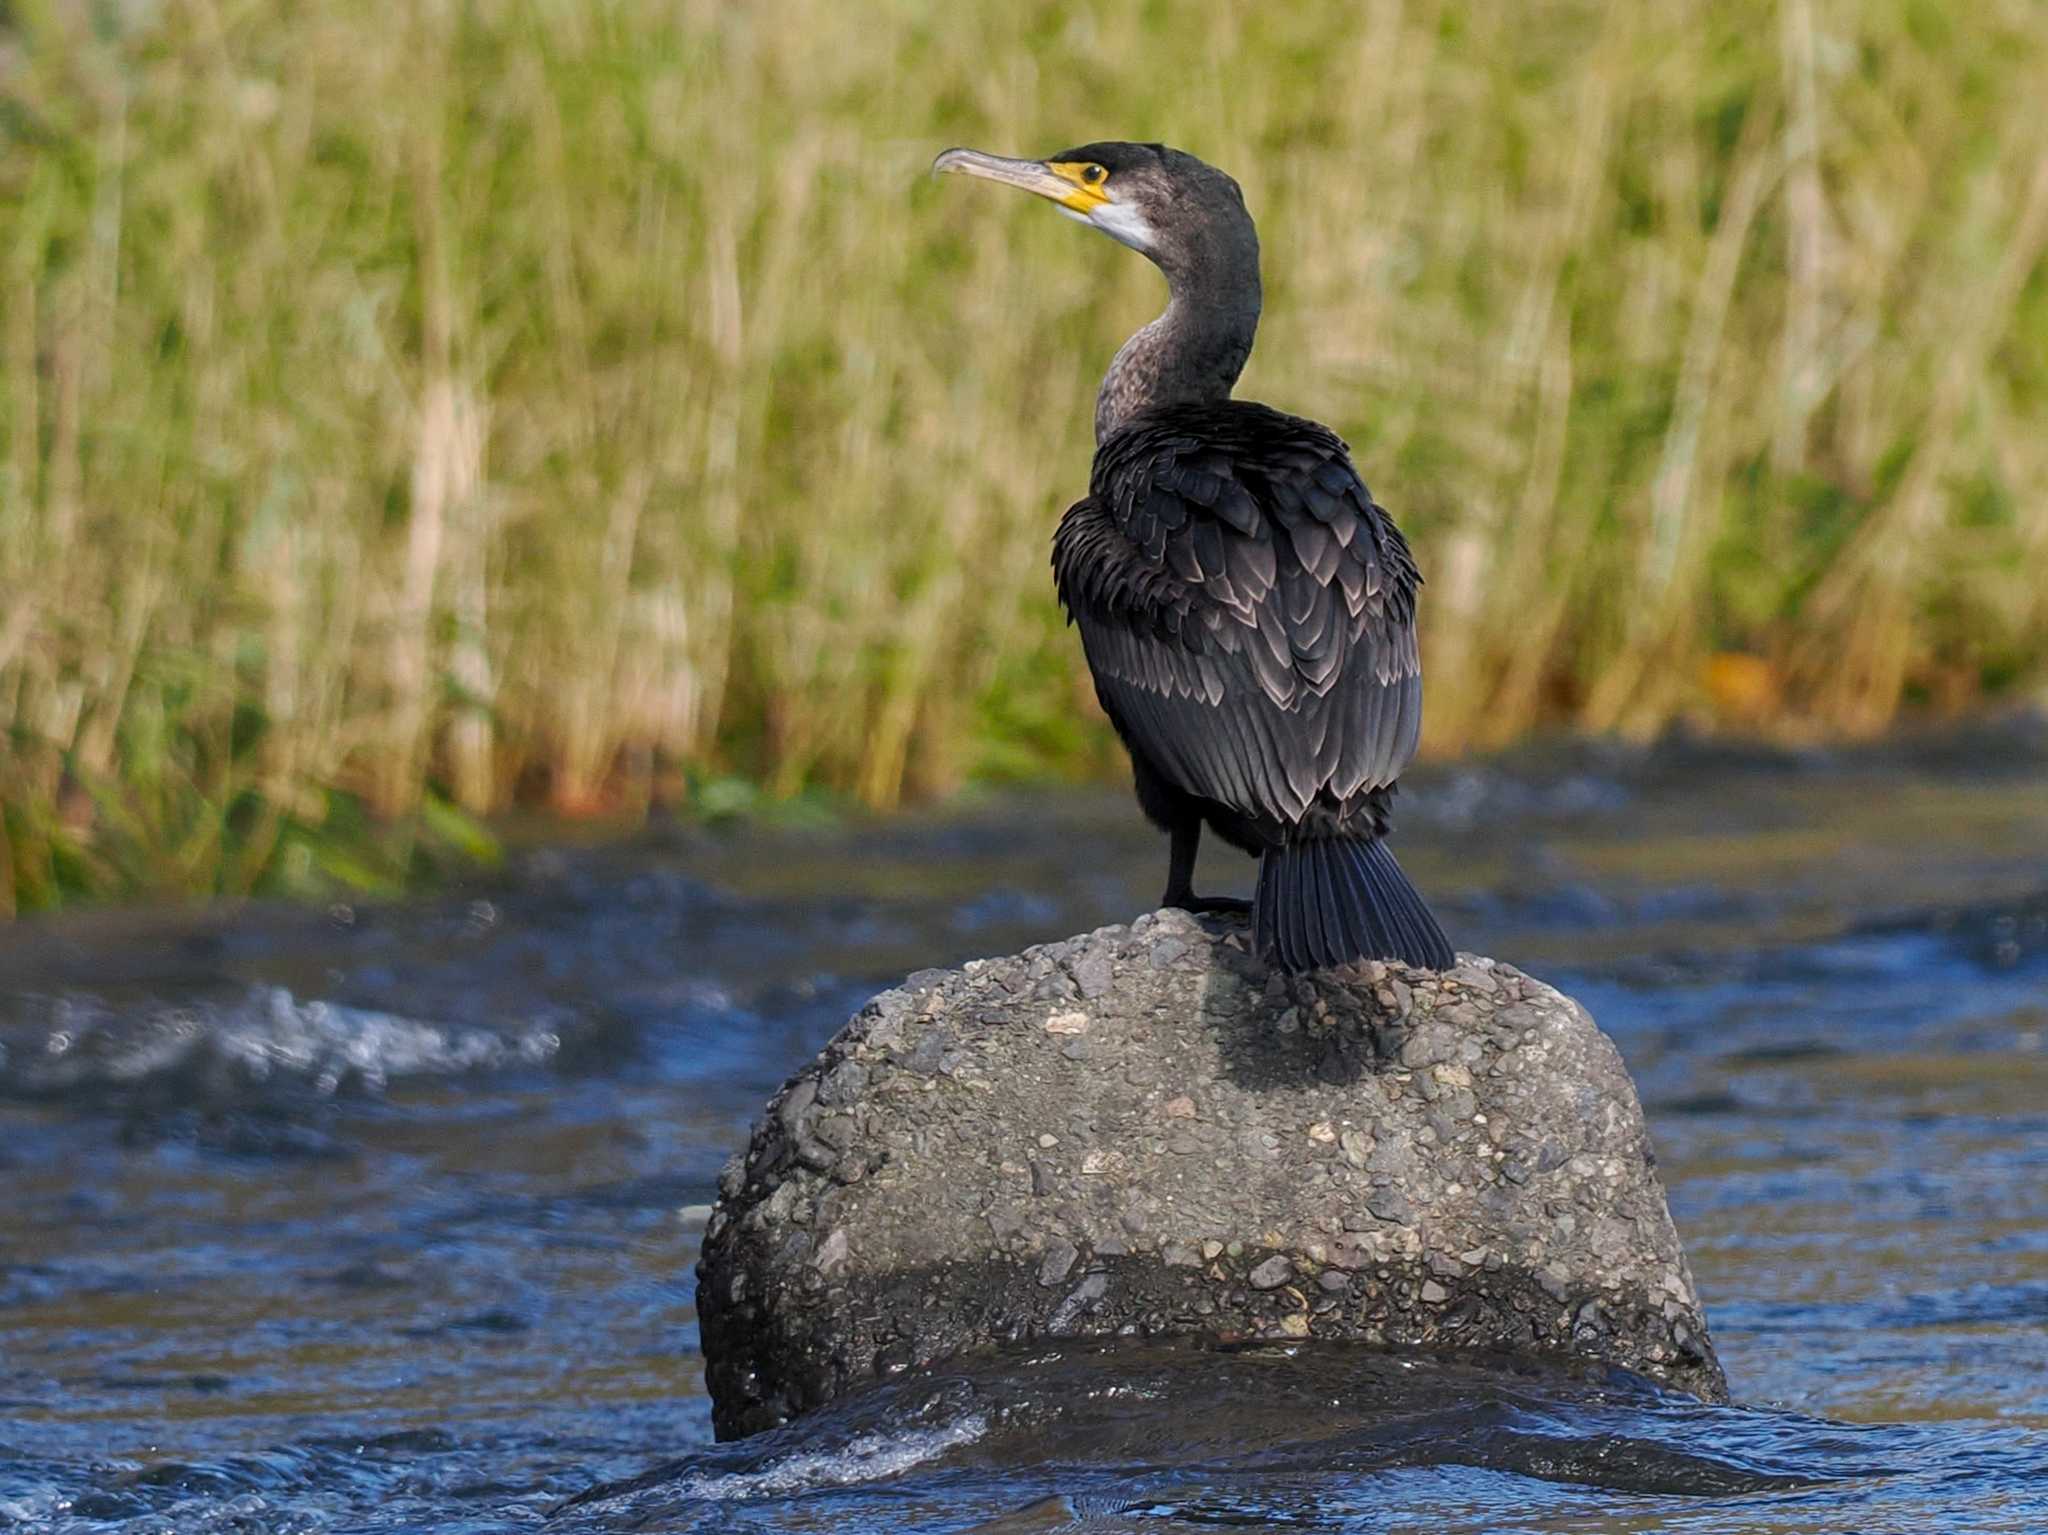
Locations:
697;911;1724;1439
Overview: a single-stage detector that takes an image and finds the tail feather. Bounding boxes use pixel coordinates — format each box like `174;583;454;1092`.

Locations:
1252;837;1454;972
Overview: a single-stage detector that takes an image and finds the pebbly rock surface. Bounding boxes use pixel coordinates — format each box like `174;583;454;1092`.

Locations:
697;910;1723;1439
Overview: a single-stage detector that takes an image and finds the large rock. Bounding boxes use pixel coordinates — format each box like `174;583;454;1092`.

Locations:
698;910;1723;1439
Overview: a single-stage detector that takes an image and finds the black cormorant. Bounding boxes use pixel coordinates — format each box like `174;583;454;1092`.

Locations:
935;141;1454;973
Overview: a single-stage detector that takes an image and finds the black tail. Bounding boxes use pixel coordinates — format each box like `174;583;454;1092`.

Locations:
1252;837;1454;973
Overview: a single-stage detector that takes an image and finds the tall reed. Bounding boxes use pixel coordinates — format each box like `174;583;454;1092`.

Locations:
3;0;2046;912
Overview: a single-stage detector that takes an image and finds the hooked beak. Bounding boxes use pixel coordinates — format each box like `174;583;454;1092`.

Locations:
931;147;1107;217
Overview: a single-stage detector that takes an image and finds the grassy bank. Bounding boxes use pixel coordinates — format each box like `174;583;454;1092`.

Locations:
3;0;2046;914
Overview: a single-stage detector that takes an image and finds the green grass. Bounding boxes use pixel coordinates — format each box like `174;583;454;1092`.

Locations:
4;0;2047;914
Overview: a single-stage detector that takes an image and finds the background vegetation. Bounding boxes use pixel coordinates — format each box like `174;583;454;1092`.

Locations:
3;0;2046;914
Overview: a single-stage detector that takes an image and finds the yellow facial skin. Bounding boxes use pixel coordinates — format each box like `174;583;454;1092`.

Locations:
1045;161;1113;215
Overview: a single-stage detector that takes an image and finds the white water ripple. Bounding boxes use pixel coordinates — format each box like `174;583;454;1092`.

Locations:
0;985;562;1102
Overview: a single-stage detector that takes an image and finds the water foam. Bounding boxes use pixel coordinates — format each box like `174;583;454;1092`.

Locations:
0;985;561;1103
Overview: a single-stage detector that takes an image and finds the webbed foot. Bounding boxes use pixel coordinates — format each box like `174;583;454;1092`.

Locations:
1163;892;1252;916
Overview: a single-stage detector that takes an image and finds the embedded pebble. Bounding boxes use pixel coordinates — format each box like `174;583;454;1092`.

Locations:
1069;950;1116;999
1249;1255;1293;1290
1039;1239;1079;1287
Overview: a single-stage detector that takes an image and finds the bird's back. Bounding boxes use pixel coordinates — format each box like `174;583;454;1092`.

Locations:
1054;399;1425;837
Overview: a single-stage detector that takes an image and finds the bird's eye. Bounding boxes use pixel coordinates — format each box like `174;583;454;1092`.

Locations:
1082;163;1108;185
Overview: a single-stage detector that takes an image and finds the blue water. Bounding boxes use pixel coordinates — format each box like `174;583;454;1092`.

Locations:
3;731;2047;1532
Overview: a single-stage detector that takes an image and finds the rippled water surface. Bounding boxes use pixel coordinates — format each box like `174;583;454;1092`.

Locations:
4;728;2047;1533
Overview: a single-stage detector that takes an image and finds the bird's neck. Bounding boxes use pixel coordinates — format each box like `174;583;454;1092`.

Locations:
1095;241;1262;442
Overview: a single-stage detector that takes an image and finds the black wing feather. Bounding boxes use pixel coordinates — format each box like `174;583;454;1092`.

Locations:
1052;401;1424;830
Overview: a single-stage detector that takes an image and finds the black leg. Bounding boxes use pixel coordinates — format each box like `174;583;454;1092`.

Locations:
1162;816;1200;908
1161;815;1252;915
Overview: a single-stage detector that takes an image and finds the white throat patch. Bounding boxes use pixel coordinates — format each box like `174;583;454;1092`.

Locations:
1087;201;1157;254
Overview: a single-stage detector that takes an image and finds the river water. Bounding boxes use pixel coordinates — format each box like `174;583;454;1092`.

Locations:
3;725;2046;1533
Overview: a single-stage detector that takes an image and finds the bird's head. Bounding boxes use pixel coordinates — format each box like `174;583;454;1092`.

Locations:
932;141;1252;277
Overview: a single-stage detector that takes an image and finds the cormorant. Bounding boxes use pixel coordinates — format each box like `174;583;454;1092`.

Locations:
935;141;1454;973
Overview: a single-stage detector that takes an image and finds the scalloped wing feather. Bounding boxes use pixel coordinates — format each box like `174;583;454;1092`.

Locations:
1052;401;1426;827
